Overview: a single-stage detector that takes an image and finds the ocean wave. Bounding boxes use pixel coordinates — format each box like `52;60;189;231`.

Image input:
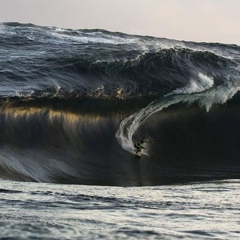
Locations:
0;23;240;185
1;92;240;185
1;22;238;99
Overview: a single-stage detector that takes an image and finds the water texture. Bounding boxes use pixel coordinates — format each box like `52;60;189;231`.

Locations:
1;179;240;239
0;22;240;185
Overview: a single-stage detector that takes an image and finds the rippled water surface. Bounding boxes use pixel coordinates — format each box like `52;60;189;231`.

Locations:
1;179;240;239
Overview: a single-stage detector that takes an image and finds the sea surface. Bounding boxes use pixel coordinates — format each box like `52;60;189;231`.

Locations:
0;22;240;239
1;179;240;239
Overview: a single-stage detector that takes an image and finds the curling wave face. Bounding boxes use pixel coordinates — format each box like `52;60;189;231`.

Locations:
0;22;240;186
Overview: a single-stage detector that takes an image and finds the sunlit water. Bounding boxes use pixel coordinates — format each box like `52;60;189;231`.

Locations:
1;179;240;239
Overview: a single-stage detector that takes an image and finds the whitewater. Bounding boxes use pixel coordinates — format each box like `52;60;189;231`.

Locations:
1;23;240;239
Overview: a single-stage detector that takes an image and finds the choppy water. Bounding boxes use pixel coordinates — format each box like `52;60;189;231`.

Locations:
1;179;240;239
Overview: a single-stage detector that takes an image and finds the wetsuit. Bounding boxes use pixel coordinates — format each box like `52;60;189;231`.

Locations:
134;139;146;153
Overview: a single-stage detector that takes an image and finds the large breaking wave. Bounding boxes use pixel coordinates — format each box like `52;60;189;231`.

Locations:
0;22;240;186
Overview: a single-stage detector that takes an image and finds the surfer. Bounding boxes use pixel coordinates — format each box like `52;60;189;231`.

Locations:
134;138;150;156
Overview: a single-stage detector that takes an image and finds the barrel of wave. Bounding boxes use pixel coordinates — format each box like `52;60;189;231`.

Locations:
115;73;239;155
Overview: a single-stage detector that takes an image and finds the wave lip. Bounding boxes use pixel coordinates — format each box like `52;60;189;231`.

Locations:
0;22;238;100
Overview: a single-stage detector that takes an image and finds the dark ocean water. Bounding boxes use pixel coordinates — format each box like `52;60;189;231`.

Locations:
1;22;240;239
0;22;240;185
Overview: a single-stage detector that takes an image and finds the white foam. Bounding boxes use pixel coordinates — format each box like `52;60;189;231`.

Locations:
49;30;138;45
173;73;214;95
116;74;240;153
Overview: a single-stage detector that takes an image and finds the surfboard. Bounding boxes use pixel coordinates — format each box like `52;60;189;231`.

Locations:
134;152;141;158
